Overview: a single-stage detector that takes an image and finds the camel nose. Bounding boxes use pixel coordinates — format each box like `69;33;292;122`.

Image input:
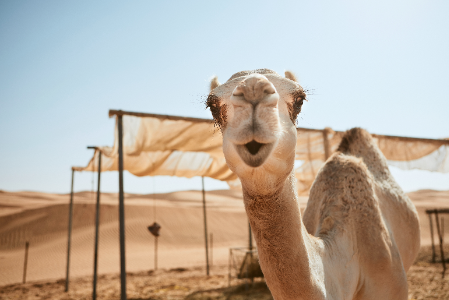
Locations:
231;74;278;107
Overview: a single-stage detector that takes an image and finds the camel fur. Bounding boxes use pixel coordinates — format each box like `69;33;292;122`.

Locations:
206;69;420;300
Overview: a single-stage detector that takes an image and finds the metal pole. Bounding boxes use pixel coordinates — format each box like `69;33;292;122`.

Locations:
65;168;75;292
118;115;127;300
428;212;436;263
201;177;210;276
92;150;102;300
23;241;29;284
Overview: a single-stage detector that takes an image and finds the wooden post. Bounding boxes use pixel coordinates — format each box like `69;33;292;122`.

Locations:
201;177;210;276
322;129;331;160
117;115;127;300
248;222;254;284
154;236;158;271
210;233;213;270
65;168;75;292
248;222;253;250
428;212;436;263
228;248;231;287
90;149;102;300
435;211;446;277
23;241;29;284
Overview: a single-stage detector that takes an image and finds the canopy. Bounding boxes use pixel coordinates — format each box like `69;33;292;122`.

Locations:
76;110;449;194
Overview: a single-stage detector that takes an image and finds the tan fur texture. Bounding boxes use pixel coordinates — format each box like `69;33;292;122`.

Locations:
206;70;420;300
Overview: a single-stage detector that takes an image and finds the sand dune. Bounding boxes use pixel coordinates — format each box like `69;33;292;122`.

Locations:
0;189;447;287
0;190;250;286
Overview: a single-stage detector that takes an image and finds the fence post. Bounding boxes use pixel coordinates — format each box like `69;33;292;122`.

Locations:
428;212;436;263
322;129;331;160
435;211;446;277
23;241;29;284
210;233;213;270
90;149;102;300
117;115;127;300
154;236;158;271
65;168;75;292
201;177;209;276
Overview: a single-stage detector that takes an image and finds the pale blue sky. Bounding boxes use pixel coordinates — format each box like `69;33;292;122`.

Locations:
0;0;448;194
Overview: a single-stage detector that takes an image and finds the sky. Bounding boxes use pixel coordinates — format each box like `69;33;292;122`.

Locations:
0;0;448;194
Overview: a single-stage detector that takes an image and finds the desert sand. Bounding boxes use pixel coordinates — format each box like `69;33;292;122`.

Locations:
0;189;448;299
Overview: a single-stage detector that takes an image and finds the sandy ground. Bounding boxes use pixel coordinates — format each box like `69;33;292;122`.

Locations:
0;189;261;286
1;246;448;300
0;189;449;299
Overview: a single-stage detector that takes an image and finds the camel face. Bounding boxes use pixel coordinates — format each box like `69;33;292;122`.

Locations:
227;74;280;168
207;69;306;187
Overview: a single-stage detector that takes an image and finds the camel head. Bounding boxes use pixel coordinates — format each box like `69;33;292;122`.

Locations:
206;69;306;194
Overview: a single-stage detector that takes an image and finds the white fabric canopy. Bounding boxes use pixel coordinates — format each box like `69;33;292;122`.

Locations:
75;112;449;194
293;128;449;194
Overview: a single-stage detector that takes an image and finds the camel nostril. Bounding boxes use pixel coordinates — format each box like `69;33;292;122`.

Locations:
245;140;264;155
263;86;276;94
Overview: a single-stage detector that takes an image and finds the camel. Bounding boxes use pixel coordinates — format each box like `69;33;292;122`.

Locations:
206;69;420;300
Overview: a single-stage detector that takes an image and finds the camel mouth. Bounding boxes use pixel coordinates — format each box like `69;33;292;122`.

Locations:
235;141;274;168
245;140;264;155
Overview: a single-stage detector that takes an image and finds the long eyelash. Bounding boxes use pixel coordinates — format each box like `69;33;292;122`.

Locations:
205;94;227;130
288;90;306;123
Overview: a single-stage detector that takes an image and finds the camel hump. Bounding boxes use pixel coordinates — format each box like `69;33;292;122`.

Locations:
336;127;389;179
305;153;375;233
337;127;373;153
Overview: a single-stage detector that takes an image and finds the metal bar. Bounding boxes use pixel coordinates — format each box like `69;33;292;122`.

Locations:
435;211;446;277
109;110;214;123
118;115;127;300
65;168;75;292
108;110;449;145
108;110;336;134
428;212;436;263
426;209;449;214
23;241;29;284
201;177;210;276
371;133;449;145
93;150;102;300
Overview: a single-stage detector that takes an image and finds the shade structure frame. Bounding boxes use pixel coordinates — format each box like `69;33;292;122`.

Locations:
68;109;449;299
75;110;449;196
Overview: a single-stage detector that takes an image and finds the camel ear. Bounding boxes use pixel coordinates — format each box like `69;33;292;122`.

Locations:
285;71;298;82
210;76;220;91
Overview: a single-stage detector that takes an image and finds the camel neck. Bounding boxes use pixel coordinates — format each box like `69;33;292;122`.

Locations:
242;172;324;299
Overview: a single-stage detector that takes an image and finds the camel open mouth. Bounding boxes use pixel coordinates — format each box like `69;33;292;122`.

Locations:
235;141;274;168
245;140;264;155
